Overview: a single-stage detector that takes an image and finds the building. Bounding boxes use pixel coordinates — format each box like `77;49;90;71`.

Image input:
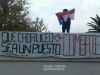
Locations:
0;31;100;75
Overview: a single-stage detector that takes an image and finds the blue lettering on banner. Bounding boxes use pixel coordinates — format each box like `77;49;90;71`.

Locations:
0;32;100;58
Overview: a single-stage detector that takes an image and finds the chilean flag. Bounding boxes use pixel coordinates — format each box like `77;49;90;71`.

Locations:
56;8;75;25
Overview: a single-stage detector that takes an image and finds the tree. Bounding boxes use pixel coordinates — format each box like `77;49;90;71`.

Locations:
0;0;48;32
31;17;48;32
88;14;100;32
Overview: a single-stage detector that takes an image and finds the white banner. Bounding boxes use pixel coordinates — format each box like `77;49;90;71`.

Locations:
0;31;100;58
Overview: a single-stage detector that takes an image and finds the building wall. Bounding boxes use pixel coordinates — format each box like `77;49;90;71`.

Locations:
0;56;100;75
1;31;100;75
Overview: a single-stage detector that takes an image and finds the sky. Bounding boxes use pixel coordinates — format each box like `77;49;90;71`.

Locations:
28;0;100;33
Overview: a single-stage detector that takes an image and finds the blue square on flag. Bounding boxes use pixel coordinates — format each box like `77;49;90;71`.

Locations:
58;17;64;25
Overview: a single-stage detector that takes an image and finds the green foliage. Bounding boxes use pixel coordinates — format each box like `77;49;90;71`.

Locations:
88;14;100;32
32;17;48;32
0;0;48;32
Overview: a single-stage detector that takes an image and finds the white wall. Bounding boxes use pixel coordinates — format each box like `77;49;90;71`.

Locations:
0;56;100;75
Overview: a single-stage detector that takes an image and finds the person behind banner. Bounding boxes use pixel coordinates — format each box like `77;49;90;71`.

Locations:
62;9;71;33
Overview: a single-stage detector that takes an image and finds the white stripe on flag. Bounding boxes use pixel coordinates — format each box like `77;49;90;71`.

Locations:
70;12;75;20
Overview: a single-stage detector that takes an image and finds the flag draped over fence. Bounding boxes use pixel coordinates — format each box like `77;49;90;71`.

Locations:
56;8;75;25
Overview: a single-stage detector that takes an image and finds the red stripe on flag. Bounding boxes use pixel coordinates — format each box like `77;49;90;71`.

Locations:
56;8;75;18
